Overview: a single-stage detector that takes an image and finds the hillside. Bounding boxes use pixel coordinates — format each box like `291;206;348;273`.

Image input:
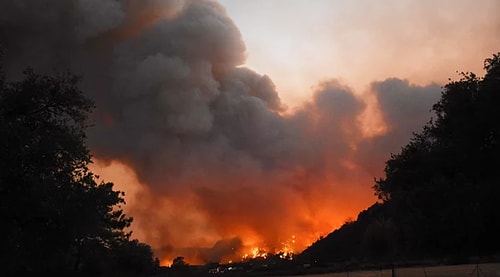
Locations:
301;53;500;265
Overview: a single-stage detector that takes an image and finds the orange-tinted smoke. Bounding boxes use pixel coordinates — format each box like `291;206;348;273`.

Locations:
90;80;395;265
0;0;443;266
90;76;440;265
89;1;186;45
92;155;379;265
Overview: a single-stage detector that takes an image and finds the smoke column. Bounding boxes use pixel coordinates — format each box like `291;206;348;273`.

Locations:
0;0;441;263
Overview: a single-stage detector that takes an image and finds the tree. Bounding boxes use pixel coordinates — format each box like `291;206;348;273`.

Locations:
373;53;500;257
172;256;188;267
303;53;500;264
375;53;500;200
0;66;156;275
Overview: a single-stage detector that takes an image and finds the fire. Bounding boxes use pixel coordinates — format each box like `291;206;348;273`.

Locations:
278;235;295;260
91;158;375;267
240;235;296;262
242;247;267;260
161;258;173;267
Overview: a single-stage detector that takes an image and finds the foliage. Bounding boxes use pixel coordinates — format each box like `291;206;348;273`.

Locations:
171;256;188;267
303;53;500;264
0;66;157;275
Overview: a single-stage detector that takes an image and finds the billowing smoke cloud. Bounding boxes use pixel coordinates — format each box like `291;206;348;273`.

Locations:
355;79;441;175
0;0;441;264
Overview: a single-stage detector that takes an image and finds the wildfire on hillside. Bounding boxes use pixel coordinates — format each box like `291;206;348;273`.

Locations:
1;0;445;268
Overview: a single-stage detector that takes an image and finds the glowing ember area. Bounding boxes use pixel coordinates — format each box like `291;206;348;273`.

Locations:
233;236;296;263
279;235;296;260
242;248;268;260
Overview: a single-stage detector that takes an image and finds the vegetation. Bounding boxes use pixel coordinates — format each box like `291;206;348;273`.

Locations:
0;66;158;275
302;53;500;265
2;47;498;277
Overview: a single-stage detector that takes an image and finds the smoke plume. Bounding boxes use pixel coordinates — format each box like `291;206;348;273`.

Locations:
0;0;441;264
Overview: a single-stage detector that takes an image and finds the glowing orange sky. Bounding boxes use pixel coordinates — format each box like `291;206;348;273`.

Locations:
81;0;500;265
90;156;377;265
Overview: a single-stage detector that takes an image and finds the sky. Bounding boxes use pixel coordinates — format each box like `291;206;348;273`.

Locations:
1;0;499;265
219;0;500;106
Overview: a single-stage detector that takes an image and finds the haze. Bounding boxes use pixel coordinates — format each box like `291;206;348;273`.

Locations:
1;0;498;265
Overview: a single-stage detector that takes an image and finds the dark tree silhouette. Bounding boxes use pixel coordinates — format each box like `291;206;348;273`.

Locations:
303;53;500;264
373;53;500;257
171;256;188;267
0;66;157;275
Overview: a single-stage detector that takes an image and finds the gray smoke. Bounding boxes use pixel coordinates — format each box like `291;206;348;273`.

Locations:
355;79;441;175
0;0;442;263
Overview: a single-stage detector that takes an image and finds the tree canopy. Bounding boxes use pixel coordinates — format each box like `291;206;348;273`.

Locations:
303;53;500;264
0;66;157;275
